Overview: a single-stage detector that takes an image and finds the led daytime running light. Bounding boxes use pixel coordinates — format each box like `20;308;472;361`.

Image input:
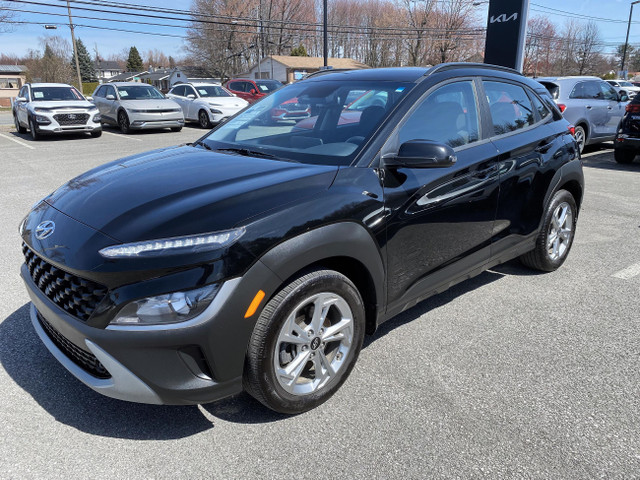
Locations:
99;227;245;258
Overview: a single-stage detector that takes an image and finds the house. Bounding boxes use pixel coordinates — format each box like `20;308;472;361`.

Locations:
0;65;27;107
139;66;221;92
246;56;368;83
107;71;147;83
94;60;123;83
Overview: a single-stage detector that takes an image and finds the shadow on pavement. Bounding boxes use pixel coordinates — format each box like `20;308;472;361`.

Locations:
581;144;640;172
0;305;214;439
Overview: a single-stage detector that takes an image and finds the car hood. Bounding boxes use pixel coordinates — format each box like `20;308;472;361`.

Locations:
43;145;338;243
203;97;247;108
29;100;95;110
119;98;180;110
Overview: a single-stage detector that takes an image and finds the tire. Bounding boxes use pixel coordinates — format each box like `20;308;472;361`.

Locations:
29;117;41;141
170;126;183;132
90;129;102;138
614;148;636;164
244;269;366;414
574;125;586;154
14;114;26;134
198;110;211;129
118;110;130;134
520;189;578;272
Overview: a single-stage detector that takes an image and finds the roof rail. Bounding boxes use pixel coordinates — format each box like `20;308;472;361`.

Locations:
426;62;522;77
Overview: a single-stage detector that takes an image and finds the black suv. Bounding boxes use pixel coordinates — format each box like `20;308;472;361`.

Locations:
614;94;640;164
20;64;583;414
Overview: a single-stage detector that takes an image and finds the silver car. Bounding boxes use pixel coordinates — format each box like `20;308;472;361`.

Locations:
166;82;248;128
606;79;640;99
536;76;628;153
91;82;184;133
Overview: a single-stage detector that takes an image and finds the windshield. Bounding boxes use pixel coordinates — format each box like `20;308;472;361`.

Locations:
196;86;232;98
255;80;283;93
202;80;413;166
619;81;633;87
117;85;164;100
31;86;83;102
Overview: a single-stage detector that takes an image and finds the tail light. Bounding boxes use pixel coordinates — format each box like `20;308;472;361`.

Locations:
557;103;567;113
568;125;575;136
625;103;640;113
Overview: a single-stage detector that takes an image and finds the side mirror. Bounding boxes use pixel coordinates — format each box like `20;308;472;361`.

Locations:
250;88;257;95
85;96;93;102
187;94;196;100
620;93;629;102
383;140;457;169
15;96;27;103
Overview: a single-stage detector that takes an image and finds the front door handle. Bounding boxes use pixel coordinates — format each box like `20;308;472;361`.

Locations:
586;105;592;109
535;139;554;153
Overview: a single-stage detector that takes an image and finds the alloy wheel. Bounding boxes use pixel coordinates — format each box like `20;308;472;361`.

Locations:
547;201;573;261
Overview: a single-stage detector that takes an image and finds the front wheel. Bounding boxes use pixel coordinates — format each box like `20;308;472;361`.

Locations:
14;114;26;134
520;189;577;272
614;148;636;164
198;110;211;129
244;269;365;414
170;126;182;132
29;117;41;140
118;110;130;134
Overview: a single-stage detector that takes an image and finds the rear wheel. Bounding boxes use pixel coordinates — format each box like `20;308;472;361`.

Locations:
170;126;182;132
244;269;365;414
520;189;577;272
614;148;636;164
14;114;26;134
574;125;586;154
118;110;130;134
198;110;211;129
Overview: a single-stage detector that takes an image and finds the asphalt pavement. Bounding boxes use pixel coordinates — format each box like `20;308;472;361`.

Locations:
0;125;638;479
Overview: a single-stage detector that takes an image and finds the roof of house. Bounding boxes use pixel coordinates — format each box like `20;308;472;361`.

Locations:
0;65;28;73
139;70;172;81
94;60;122;71
107;71;147;82
260;56;368;70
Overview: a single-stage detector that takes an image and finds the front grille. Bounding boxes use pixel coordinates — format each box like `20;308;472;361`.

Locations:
37;313;111;379
283;103;309;112
139;109;177;113
23;244;107;321
53;113;89;126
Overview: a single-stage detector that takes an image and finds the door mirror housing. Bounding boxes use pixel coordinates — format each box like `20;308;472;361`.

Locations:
383;140;457;169
85;96;93;102
15;96;27;103
250;88;257;95
187;94;196;99
619;92;629;102
106;94;115;100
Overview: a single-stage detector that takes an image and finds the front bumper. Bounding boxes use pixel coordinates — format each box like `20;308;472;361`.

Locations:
21;254;281;405
129;118;185;130
33;111;101;134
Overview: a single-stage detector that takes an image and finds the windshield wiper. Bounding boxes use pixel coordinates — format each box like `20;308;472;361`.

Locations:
214;147;283;160
192;140;212;150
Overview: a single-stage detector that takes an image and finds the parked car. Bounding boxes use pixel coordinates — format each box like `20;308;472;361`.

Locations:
91;82;184;133
536;76;628;153
606;79;640;99
167;82;248;128
13;83;102;140
225;78;283;103
20;63;583;414
614;93;640;164
269;97;311;123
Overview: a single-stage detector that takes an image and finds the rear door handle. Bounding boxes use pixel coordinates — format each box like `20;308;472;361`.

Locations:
586;105;592;109
535;138;554;153
607;106;613;110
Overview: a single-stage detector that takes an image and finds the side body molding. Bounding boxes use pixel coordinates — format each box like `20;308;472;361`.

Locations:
258;222;386;328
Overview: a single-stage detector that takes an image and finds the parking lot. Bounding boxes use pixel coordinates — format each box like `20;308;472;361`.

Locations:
0;123;638;478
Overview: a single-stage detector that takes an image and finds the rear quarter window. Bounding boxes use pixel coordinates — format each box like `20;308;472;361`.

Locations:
539;82;559;100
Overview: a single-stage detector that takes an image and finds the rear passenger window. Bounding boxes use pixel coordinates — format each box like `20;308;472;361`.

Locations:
484;81;535;135
530;93;551;121
397;81;480;148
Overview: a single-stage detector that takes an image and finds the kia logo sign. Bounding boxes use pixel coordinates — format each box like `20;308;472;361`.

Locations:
490;13;518;23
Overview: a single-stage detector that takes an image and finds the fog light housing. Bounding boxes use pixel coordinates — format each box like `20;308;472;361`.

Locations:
110;284;220;326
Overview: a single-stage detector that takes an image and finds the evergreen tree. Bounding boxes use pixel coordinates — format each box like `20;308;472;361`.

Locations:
72;38;97;82
290;44;308;57
168;56;176;69
126;46;144;72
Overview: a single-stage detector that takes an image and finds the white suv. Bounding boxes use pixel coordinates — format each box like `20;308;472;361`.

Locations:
13;83;102;140
606;79;640;99
167;83;248;128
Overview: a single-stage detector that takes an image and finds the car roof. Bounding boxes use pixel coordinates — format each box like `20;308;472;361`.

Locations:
535;76;601;83
108;82;156;87
29;83;74;88
174;82;222;87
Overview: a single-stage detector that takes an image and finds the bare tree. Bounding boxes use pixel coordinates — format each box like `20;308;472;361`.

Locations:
575;21;601;76
23;36;74;83
401;0;437;66
0;1;17;32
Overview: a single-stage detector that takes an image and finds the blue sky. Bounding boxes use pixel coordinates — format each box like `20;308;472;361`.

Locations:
0;0;636;60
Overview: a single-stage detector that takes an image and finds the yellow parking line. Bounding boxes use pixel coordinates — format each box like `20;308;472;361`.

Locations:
0;132;35;150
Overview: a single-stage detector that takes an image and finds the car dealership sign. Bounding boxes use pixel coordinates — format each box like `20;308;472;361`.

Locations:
484;0;530;72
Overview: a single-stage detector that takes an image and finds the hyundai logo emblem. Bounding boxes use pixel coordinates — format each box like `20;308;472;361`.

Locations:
35;220;55;240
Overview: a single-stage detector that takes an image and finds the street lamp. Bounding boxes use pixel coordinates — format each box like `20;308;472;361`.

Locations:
621;0;640;79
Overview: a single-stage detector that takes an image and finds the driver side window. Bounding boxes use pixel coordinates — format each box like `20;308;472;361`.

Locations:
396;81;480;148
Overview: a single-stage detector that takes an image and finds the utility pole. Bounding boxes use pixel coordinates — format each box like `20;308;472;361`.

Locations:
323;0;328;67
66;0;83;93
621;0;640;79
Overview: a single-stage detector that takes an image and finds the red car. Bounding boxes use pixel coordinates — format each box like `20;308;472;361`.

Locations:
225;78;283;103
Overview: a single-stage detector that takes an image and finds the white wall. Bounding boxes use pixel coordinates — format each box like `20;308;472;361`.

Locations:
248;59;287;82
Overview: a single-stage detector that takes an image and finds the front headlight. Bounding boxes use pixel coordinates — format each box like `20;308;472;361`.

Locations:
93;113;102;122
110;284;220;326
98;226;245;258
35;115;51;124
